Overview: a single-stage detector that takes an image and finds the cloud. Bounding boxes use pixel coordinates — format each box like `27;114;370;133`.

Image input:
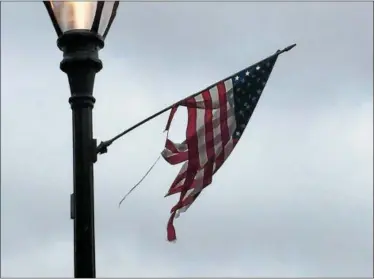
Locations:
1;1;372;277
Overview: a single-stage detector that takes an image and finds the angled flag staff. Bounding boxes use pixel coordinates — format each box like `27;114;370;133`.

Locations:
97;43;296;241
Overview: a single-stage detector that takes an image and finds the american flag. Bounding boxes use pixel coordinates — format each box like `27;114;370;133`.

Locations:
161;54;279;241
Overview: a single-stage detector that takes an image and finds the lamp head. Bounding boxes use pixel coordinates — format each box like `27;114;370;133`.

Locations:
44;1;119;39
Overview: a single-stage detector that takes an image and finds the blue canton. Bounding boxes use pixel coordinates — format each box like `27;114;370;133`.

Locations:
230;56;277;139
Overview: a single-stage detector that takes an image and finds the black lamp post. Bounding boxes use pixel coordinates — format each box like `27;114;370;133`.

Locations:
44;2;119;277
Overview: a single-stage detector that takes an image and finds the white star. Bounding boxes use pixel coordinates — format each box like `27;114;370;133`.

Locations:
236;131;241;136
235;76;239;81
257;89;262;94
256;66;261;70
245;71;250;76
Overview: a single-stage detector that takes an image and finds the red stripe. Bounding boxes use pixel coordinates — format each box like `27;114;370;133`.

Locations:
165;129;231;194
166;84;234;197
170;171;186;188
163;105;188;165
167;175;200;196
215;82;230;169
186;103;200;170
165;58;278;241
202;90;214;185
165;139;182;153
183;89;215;109
162;139;188;165
165;106;178;131
166;86;235;241
180;193;198;208
212;139;234;172
182;103;200;199
162;152;188;165
167;211;177;241
166;171;187;196
171;194;195;212
167;102;200;242
176;191;202;216
166;141;234;196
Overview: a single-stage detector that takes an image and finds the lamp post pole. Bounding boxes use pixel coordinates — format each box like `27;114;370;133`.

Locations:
58;30;104;278
44;2;119;276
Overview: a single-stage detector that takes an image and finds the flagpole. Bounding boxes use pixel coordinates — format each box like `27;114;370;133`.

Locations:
96;43;296;155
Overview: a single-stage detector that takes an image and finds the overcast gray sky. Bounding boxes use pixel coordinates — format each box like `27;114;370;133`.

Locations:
1;1;373;277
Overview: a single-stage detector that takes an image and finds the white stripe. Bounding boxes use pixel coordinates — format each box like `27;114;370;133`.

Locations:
162;141;188;158
209;85;220;108
172;79;237;218
224;137;235;160
194;95;207;167
183;188;196;201
175;178;204;219
179;162;188;174
162;140;188;160
173;142;235;216
167;162;188;190
170;141;188;152
213;119;236;156
175;138;235;187
212;107;222;158
175;171;204;218
161;148;186;159
174;167;205;188
227;110;236;136
225;79;237;137
224;79;233;93
224;79;236;160
161;149;175;158
211;138;235;173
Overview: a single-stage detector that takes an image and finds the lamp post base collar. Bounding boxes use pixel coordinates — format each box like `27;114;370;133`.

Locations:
58;30;104;74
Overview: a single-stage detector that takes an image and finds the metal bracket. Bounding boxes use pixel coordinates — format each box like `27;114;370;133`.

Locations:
96;140;111;155
70;193;75;220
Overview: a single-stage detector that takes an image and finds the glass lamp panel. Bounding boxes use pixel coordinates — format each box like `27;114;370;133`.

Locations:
97;2;116;36
50;1;97;32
